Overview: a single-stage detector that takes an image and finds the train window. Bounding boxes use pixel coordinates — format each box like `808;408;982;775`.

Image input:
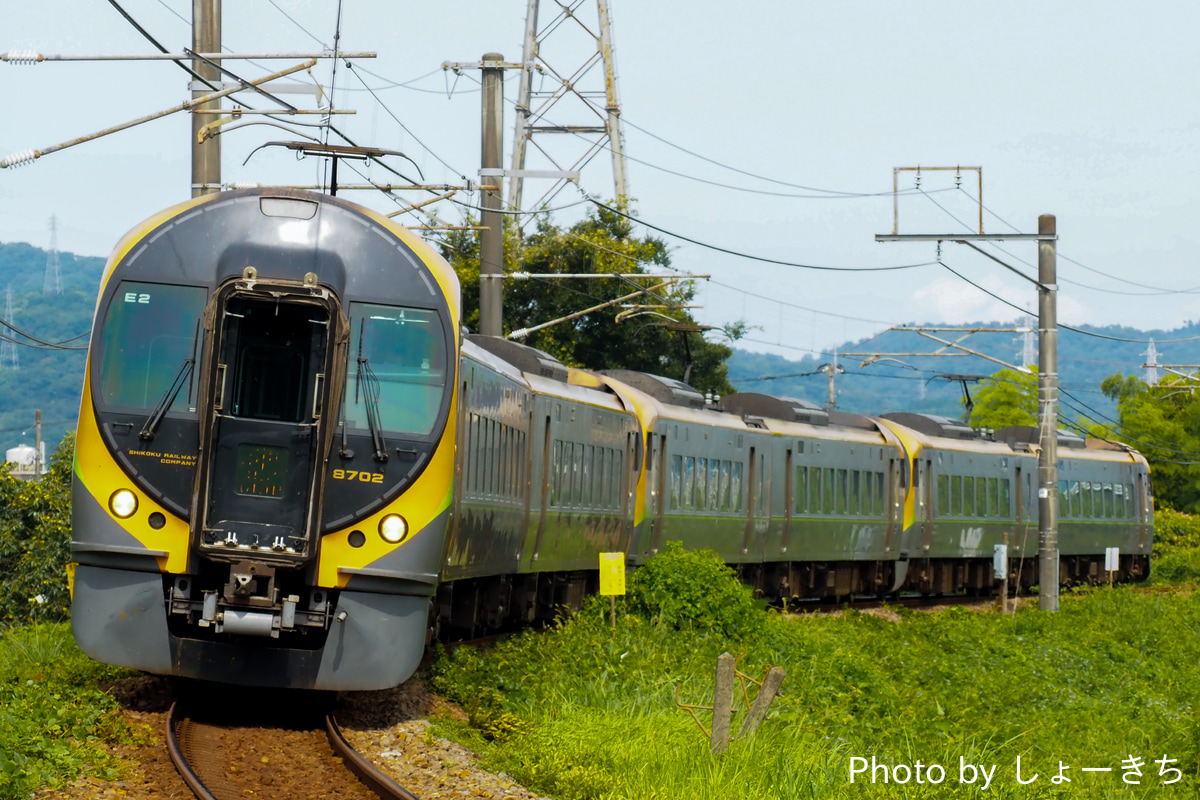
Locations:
550;440;562;506
850;471;861;515
1103;484;1115;518
999;479;1011;517
343;304;447;436
1125;483;1135;519
937;475;949;516
573;445;585;507
963;476;975;517
670;455;681;510
720;461;732;512
732;462;744;512
822;469;834;515
809;467;821;513
755;453;767;517
564;442;577;507
794;466;807;514
874;472;885;516
696;457;708;510
987;478;998;518
581;445;593;507
950;475;962;516
98;282;207;412
1058;480;1070;517
683;457;696;510
708;460;720;511
1081;482;1093;518
1113;483;1124;519
1069;481;1081;517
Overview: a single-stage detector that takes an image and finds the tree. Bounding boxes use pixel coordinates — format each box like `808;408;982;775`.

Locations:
1098;373;1200;512
968;368;1038;428
0;434;74;624
440;206;736;396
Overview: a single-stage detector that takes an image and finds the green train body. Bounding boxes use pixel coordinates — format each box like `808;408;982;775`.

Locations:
71;189;1153;691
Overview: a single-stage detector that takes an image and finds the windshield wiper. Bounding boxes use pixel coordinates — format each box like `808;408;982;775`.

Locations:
354;322;388;461
139;358;194;440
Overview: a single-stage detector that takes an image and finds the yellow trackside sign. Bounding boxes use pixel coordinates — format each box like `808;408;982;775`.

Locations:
599;552;625;596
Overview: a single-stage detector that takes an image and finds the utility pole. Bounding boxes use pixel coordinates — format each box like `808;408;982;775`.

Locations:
819;349;843;411
479;53;505;337
1036;214;1058;612
878;184;1060;610
191;0;221;196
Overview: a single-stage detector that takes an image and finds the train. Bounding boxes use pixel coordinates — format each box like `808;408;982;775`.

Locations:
70;188;1153;691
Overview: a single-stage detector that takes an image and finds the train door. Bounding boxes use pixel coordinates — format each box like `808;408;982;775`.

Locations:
650;433;668;555
780;447;794;554
920;458;934;552
195;282;337;562
741;445;767;557
1136;471;1150;550
531;414;552;564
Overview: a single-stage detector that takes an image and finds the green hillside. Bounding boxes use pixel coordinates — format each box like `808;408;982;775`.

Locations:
0;243;103;456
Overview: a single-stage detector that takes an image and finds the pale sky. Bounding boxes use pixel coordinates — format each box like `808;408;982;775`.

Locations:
3;1;1198;362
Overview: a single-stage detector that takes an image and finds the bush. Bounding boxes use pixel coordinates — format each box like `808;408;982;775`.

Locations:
1152;507;1200;555
627;542;762;638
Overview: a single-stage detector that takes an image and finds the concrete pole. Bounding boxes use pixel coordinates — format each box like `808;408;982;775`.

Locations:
479;53;505;337
1036;214;1059;611
191;0;221;196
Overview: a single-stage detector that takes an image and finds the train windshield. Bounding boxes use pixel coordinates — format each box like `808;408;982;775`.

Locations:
342;303;447;437
97;282;206;412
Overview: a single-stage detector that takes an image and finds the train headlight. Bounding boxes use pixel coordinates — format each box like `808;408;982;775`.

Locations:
109;489;138;519
379;514;408;544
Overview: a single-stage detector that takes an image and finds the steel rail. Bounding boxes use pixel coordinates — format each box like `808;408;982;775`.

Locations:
165;702;221;800
167;699;422;800
325;714;422;800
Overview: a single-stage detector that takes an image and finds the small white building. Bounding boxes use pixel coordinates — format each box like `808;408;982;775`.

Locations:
6;443;46;479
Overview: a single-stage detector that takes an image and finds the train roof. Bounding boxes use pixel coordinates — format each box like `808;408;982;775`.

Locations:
465;335;569;382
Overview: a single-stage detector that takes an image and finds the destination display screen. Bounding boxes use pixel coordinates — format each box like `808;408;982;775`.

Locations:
235;444;288;498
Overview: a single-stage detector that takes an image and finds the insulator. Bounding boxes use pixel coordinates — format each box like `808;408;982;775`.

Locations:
227;182;260;190
2;51;42;65
0;150;37;169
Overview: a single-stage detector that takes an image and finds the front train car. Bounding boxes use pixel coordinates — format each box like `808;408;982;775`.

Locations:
71;189;460;690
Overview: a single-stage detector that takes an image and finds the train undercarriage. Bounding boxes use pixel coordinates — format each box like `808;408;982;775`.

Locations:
431;553;1152;639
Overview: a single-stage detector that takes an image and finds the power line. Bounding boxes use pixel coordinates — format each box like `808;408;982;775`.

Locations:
591;200;937;272
619;114;919;198
969;187;1200;295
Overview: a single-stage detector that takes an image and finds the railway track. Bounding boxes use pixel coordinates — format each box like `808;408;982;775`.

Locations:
167;697;420;800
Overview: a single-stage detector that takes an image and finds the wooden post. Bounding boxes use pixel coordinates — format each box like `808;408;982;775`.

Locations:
738;666;785;739
710;653;735;754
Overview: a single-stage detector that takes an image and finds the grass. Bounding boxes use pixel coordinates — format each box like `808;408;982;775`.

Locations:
0;622;142;800
430;556;1200;799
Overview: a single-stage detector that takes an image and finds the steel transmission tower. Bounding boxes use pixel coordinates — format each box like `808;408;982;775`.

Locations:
1142;338;1159;384
1;287;18;371
44;215;62;295
509;0;629;216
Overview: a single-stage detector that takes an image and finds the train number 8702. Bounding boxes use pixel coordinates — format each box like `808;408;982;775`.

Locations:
332;469;384;483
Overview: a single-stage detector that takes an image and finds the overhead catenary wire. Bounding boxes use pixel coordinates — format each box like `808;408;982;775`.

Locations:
590;199;937;272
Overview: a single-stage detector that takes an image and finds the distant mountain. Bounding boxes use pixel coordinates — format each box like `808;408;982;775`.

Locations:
0;243;104;455
727;320;1195;426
